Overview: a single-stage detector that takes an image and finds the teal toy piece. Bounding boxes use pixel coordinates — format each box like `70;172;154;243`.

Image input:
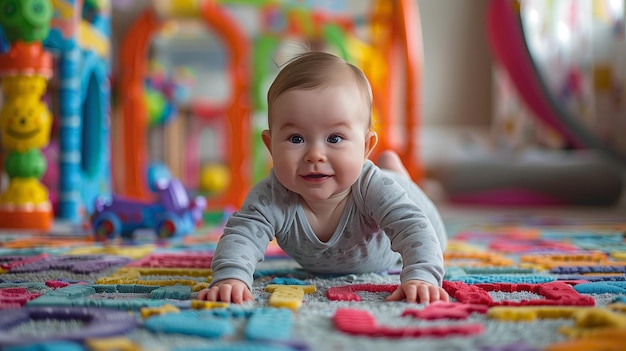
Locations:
0;0;53;43
245;308;294;341
144;311;234;339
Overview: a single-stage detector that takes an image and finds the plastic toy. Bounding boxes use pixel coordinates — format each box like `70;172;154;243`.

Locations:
127;251;213;268
574;282;626;294
488;305;618;323
143;60;180;126
139;304;180;318
0;254;130;274
0;0;113;226
199;163;230;194
144;310;234;338
91;176;207;241
245;308;294;341
326;283;397;302
444;251;514;267
333;308;484;338
190;300;229;309
149;285;192;300
267;286;305;311
358;0;425;182
0;0;55;230
116;0;250;213
264;285;314;312
0;287;41;308
0;0;53;43
402;302;489;320
443;281;596;307
449;275;554;284
45;0;113;222
96;266;213;288
265;284;316;294
520;252;613;270
27;287;170;310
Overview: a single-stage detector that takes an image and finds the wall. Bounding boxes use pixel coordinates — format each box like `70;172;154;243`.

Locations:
418;0;492;127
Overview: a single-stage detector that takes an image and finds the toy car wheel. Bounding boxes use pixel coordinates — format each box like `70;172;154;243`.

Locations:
93;214;120;241
156;218;177;239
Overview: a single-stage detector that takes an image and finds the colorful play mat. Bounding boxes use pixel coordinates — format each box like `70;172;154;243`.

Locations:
0;205;624;350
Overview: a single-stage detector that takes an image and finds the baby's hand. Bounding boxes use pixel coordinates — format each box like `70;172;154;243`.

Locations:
196;279;254;304
386;280;450;304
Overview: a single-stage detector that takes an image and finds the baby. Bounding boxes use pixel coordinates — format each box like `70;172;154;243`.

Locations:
198;51;449;304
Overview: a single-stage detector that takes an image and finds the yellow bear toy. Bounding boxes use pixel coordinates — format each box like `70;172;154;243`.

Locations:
0;95;52;153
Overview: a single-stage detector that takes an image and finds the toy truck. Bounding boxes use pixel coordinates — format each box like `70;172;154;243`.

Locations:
91;177;206;241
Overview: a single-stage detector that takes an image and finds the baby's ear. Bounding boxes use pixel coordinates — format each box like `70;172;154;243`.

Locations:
261;130;272;155
364;131;378;159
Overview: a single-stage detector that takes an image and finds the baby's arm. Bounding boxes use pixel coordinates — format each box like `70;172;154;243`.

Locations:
197;279;254;304
386;279;449;304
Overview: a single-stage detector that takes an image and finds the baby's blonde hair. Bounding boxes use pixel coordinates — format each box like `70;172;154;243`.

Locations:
267;52;373;129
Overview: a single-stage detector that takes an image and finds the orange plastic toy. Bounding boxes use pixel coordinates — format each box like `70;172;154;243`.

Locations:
366;0;425;183
116;0;251;210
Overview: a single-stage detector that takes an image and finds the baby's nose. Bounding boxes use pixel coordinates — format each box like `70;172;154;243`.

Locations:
305;145;327;163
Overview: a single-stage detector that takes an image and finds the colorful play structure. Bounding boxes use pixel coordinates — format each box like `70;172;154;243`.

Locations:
2;0;428;231
0;0;112;229
115;0;426;217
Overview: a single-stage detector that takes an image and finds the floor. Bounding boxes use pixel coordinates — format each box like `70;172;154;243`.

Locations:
0;181;624;350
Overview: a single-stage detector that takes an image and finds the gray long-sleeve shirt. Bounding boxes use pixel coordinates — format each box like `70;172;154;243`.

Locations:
210;160;447;289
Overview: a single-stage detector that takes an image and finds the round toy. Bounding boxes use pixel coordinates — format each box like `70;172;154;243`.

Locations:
199;163;230;194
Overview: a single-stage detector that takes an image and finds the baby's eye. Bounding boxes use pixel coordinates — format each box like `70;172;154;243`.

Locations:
289;135;304;144
327;135;343;144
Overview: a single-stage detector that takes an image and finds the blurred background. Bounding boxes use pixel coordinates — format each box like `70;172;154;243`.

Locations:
0;0;624;229
108;0;625;208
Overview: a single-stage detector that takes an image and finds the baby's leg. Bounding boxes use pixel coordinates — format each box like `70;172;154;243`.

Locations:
376;150;410;178
378;151;447;249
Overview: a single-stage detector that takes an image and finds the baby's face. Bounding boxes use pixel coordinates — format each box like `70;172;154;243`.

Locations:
263;85;376;203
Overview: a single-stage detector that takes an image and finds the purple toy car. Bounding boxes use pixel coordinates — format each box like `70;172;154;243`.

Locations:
91;178;207;241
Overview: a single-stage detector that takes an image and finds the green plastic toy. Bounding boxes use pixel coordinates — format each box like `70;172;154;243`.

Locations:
0;0;53;43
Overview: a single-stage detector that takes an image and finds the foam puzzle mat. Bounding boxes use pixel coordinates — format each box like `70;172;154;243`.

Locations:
0;207;625;351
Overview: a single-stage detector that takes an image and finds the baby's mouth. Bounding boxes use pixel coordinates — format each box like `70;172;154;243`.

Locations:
303;173;330;180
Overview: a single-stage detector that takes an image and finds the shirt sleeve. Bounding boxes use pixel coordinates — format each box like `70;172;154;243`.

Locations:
355;162;446;286
210;171;291;289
